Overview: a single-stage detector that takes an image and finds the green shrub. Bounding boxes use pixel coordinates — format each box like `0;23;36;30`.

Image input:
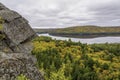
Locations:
16;74;29;80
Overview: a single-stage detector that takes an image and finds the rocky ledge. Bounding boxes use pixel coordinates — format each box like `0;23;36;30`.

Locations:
0;2;44;80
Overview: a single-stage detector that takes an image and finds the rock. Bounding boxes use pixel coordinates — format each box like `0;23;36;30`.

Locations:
0;3;9;10
0;40;13;53
0;10;20;22
0;52;44;80
2;17;36;53
0;2;37;53
0;2;44;80
3;17;34;45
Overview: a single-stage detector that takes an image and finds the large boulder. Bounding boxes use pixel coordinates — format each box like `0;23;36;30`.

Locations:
0;3;37;53
0;2;44;80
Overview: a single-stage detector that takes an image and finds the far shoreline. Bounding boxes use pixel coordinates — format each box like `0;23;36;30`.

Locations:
37;32;120;38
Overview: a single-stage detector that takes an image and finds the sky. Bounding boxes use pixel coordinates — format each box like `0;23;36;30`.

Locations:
1;0;120;28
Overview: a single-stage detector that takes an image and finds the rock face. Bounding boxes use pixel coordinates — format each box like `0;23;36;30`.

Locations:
0;3;37;53
0;52;43;80
0;3;44;80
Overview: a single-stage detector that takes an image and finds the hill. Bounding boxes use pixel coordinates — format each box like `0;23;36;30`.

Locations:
34;26;120;38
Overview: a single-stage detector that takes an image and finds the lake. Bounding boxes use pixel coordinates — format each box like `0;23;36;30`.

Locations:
38;33;120;44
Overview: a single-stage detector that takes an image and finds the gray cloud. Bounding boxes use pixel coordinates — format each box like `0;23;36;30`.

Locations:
1;0;120;28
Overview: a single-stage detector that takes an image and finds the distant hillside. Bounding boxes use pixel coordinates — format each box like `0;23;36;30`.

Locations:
34;26;120;38
34;26;120;33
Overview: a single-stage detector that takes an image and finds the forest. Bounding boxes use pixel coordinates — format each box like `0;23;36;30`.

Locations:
34;26;120;33
34;26;120;38
32;36;120;80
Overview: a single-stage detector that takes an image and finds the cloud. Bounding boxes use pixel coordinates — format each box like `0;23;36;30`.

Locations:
1;0;120;28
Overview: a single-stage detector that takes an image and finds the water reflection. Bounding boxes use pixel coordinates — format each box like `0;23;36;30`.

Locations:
38;33;120;44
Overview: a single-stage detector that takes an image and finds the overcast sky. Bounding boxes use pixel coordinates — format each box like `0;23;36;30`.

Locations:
1;0;120;28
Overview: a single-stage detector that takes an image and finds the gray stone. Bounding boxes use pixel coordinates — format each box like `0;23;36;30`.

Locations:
0;3;9;10
0;2;44;80
11;41;34;53
0;2;37;53
0;40;13;53
0;10;20;22
3;18;35;45
0;52;44;80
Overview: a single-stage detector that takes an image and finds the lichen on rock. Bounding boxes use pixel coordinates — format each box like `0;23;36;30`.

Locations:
0;52;43;80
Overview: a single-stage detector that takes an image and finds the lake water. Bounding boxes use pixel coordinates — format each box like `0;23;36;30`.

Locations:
38;33;120;44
